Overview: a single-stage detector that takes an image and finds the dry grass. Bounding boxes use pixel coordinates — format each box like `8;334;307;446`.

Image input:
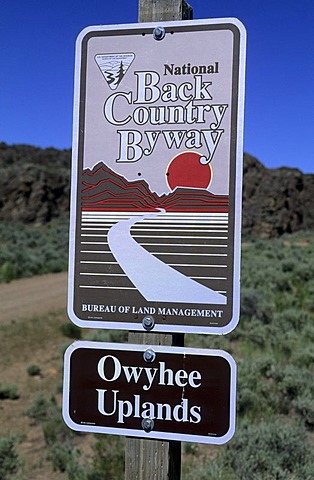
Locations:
0;307;93;479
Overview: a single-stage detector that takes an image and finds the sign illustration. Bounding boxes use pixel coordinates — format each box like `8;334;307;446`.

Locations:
68;19;246;334
63;342;237;444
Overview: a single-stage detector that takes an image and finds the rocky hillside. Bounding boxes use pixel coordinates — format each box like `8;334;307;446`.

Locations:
0;143;70;223
0;142;313;237
242;153;314;237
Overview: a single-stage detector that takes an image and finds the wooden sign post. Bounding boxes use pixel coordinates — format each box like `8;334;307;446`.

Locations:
124;6;193;480
138;0;192;22
125;334;184;480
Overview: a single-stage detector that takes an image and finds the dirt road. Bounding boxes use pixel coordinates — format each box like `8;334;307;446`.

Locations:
0;272;67;324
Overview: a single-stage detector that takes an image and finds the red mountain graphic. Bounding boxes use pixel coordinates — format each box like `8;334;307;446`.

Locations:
81;162;228;213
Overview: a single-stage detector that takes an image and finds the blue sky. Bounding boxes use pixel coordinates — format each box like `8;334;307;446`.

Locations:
1;0;313;173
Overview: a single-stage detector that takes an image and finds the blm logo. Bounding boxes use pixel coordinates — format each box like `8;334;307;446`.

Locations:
95;53;135;90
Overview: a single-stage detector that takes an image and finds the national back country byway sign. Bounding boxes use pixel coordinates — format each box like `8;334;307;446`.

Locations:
68;18;246;334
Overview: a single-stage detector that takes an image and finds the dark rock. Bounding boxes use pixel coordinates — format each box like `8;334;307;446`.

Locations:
242;153;314;237
0;143;70;223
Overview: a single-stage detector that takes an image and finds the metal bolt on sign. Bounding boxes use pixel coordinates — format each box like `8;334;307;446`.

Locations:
153;26;166;40
142;315;155;331
142;418;155;432
143;348;156;363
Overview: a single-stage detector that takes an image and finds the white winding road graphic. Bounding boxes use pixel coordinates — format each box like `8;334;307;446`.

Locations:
107;211;227;305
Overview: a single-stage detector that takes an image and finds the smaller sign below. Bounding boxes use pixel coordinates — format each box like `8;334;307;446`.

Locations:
63;341;236;444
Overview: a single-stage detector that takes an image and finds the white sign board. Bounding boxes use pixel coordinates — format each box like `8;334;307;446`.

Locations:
68;18;246;334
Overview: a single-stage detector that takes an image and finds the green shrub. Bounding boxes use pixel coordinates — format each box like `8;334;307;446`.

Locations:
183;458;234;480
25;391;50;423
211;421;314;479
0;384;19;400
43;416;72;447
240;288;273;323
0;436;20;479
243;319;270;347
295;394;314;429
0;219;68;282
236;357;280;419
42;400;75;446
86;329;127;343
49;442;73;472
273;308;309;332
304;278;314;310
48;442;87;479
0;262;16;283
60;322;82;339
26;392;84;478
89;436;125;479
277;365;305;401
291;345;314;367
26;364;41;376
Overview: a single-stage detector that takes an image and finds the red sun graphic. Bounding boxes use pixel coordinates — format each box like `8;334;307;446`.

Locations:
166;151;212;191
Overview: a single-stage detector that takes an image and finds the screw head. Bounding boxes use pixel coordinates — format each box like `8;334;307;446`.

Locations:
142;315;155;331
153;26;166;41
141;417;154;432
143;348;156;363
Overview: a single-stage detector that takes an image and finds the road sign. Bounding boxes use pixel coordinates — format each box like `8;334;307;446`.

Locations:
63;341;236;444
68;18;246;334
